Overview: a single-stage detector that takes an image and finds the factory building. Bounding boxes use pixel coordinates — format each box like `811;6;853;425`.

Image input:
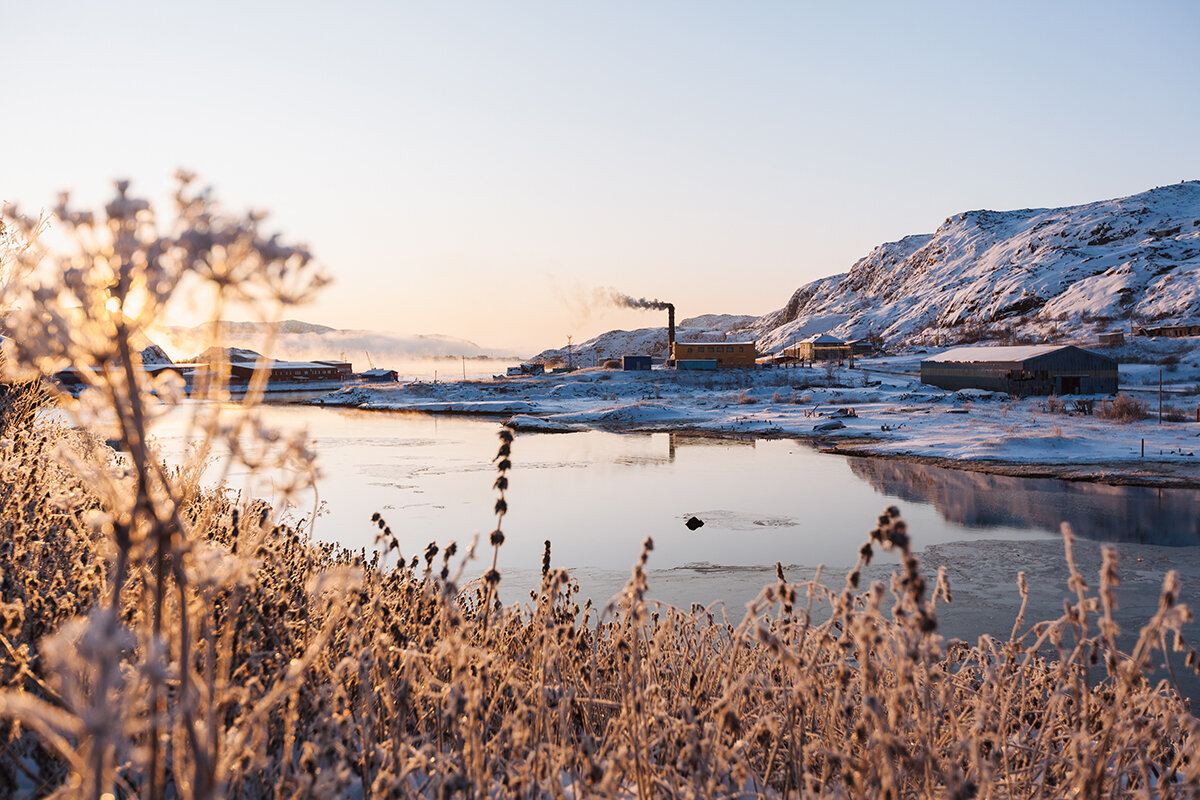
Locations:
669;341;757;368
920;345;1118;395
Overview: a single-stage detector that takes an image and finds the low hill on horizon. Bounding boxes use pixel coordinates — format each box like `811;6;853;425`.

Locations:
155;320;518;368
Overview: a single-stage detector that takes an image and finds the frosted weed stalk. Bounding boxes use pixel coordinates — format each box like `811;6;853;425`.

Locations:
0;176;349;800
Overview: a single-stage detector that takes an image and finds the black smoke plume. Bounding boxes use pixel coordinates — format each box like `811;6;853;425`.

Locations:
607;291;672;311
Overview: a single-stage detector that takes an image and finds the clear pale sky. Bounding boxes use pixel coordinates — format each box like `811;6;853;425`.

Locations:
5;1;1198;353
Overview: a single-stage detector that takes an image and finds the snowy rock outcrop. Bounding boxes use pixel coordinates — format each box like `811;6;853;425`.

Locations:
138;344;174;366
752;181;1200;351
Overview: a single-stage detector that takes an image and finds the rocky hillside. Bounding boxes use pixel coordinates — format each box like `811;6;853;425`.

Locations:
751;181;1200;351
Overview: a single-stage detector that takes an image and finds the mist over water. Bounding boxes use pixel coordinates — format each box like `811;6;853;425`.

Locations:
152;324;524;373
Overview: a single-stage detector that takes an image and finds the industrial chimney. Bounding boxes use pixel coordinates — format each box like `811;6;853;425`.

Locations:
667;303;676;367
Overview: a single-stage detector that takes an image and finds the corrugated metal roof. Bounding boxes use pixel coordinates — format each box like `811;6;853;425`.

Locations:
923;345;1069;363
800;334;845;344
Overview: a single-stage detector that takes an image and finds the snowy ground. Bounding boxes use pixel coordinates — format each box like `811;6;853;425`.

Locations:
310;347;1200;487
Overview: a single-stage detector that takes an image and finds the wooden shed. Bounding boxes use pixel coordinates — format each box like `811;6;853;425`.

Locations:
920;345;1117;395
622;355;652;371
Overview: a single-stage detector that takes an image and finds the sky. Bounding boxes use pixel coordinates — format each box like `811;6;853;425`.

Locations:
4;1;1199;354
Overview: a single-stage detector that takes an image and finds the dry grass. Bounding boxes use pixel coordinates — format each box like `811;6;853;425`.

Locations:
1;413;1198;797
0;181;1198;798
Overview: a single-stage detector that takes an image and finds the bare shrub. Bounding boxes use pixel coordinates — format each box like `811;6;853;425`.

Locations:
602;359;621;369
1097;393;1151;422
1162;405;1190;423
736;389;756;404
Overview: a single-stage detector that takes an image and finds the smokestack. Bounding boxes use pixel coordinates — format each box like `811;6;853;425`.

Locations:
667;303;675;367
604;291;676;365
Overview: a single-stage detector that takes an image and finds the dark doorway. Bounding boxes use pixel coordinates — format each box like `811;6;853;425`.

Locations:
1058;376;1082;394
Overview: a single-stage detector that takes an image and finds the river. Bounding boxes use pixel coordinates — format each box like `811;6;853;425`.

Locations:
151;404;1200;611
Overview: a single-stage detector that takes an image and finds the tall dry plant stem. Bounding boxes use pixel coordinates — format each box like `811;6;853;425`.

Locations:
0;176;332;800
481;425;513;631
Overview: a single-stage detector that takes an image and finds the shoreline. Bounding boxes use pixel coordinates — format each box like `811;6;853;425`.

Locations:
306;400;1200;489
304;358;1200;490
818;437;1200;489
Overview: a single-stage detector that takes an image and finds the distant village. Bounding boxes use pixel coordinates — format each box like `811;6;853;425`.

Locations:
51;345;402;397
42;317;1197;400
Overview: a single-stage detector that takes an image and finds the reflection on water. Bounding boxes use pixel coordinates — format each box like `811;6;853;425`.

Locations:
151;407;1200;606
845;457;1200;546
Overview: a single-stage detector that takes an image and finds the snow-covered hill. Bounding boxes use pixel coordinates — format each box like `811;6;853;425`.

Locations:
530;183;1200;359
752;181;1200;351
532;314;758;364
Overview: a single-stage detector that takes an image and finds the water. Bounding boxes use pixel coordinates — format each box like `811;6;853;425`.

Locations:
380;357;524;383
151;405;1200;606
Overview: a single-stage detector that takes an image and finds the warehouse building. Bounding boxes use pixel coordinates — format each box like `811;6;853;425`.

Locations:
228;359;353;384
920;345;1118;395
670;341;757;368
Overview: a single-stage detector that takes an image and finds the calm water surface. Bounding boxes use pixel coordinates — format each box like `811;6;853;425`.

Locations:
154;405;1200;605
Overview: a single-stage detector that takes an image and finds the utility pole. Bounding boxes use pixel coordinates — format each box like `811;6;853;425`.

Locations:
1159;369;1163;425
566;335;574;370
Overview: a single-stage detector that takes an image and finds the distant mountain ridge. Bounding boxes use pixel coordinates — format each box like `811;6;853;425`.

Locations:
156;320;514;367
749;181;1200;351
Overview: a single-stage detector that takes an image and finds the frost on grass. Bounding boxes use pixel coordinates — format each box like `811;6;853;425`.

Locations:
0;181;1198;798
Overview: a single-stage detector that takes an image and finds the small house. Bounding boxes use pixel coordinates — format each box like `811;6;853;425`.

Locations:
362;368;399;382
920;345;1117;395
846;339;877;357
505;363;545;377
786;334;850;362
622;355;652;371
1097;332;1125;348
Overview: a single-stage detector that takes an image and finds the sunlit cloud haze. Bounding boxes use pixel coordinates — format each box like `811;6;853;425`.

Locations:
5;1;1199;354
